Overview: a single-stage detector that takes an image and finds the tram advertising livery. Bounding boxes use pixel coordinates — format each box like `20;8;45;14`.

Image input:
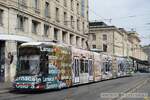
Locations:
13;42;134;90
14;42;72;90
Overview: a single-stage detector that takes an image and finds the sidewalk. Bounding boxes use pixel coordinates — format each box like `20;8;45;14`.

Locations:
0;82;12;93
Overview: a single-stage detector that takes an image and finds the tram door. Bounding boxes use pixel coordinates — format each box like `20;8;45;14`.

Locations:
80;58;89;84
73;57;80;83
0;41;5;82
88;59;93;81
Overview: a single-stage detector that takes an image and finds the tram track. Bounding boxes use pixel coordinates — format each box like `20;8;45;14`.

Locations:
111;78;150;100
0;74;149;100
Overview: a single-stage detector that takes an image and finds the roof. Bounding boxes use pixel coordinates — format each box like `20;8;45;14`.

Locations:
119;28;128;34
89;22;124;35
89;21;108;27
21;42;69;48
128;32;141;42
130;56;150;65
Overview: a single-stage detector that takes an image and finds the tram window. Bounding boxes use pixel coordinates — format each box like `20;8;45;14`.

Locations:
105;62;108;72
76;59;79;76
80;58;84;73
107;61;112;72
40;53;48;74
19;47;40;56
74;58;79;77
74;59;77;76
19;55;40;75
102;62;105;72
85;60;88;73
118;64;121;72
120;63;124;71
88;60;93;76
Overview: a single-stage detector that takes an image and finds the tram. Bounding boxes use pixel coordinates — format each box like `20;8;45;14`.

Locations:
13;42;134;90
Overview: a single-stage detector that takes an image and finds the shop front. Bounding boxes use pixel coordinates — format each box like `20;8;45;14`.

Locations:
0;41;5;82
0;34;34;82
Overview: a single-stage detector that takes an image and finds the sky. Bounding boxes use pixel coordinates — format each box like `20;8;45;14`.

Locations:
89;0;150;45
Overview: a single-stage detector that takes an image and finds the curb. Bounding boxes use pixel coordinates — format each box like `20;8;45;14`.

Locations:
0;89;10;94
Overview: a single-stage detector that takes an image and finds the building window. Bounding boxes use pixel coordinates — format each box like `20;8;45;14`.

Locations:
45;2;50;17
33;0;39;10
77;3;80;14
103;34;107;41
71;0;74;11
77;19;80;31
32;20;39;34
19;0;27;7
92;34;96;40
64;12;67;25
64;0;67;7
44;24;49;36
55;7;59;22
71;16;74;28
70;34;74;45
54;28;59;40
62;31;67;43
86;11;89;20
103;44;107;52
92;45;96;49
0;10;3;26
81;0;85;17
17;15;27;31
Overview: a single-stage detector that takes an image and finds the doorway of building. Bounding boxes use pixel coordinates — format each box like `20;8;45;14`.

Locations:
0;41;5;82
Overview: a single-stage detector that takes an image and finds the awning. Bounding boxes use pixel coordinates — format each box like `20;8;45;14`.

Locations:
0;34;34;42
129;56;150;66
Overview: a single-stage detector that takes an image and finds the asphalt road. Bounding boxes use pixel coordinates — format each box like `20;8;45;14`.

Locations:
0;73;149;100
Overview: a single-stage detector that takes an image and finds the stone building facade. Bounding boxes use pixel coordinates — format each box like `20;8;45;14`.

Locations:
88;21;148;61
89;22;125;57
142;46;150;62
128;31;148;61
0;0;89;82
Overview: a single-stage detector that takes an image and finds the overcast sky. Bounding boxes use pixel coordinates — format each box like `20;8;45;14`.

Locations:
89;0;150;45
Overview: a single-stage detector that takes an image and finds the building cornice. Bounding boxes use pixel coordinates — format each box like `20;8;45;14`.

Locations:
89;26;124;36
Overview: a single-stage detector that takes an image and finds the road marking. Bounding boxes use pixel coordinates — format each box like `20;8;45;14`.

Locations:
116;78;149;100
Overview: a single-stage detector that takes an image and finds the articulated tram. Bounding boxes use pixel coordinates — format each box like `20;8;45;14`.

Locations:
13;42;134;90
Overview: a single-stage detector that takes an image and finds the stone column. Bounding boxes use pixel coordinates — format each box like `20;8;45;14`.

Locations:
28;17;32;36
79;37;82;48
58;30;62;43
73;35;76;46
49;26;54;40
40;22;44;41
66;32;70;45
5;41;17;82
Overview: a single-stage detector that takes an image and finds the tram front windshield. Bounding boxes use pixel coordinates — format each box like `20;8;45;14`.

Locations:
18;47;40;75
